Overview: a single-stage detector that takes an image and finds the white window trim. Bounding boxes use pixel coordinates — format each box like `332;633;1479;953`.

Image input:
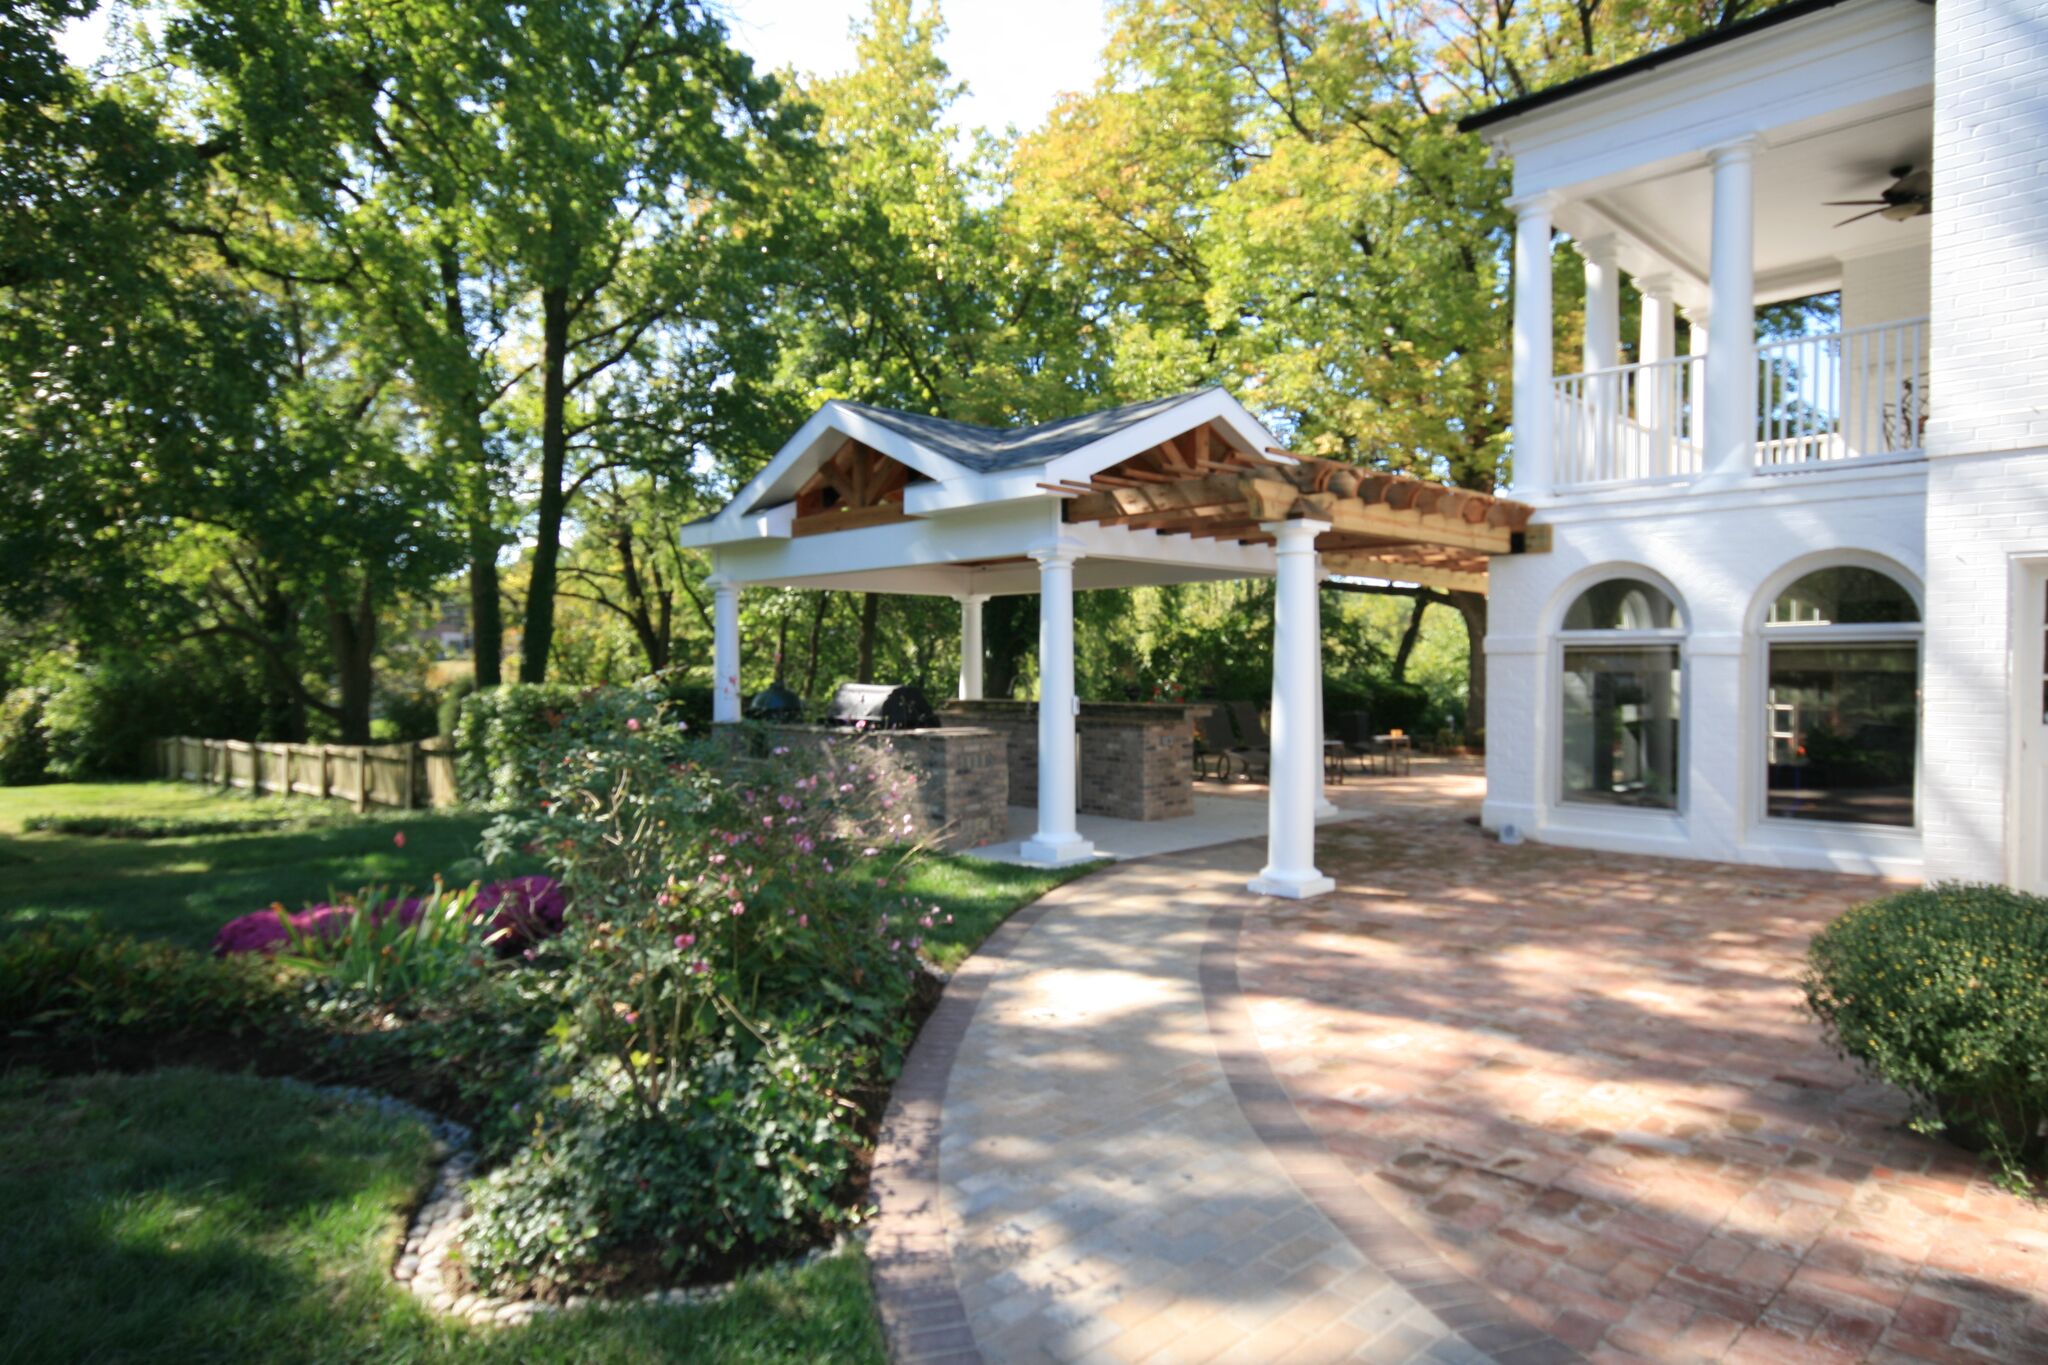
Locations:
1755;603;1924;836
1555;623;1689;815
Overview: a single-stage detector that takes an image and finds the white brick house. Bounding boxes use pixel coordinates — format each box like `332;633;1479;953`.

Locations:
1464;0;2048;889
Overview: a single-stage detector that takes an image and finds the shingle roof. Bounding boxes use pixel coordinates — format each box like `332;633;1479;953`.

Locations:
1457;0;1906;133
836;389;1220;474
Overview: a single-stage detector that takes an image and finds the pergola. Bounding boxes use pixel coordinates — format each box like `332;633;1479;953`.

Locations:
680;388;1539;898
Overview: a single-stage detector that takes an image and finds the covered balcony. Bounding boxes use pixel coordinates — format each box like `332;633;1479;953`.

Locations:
1471;0;1935;499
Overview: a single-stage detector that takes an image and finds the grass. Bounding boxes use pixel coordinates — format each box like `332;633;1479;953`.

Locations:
903;852;1106;971
0;782;535;950
0;1068;886;1364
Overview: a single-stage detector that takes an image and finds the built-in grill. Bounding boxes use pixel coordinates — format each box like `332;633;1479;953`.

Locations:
823;682;940;731
747;680;807;722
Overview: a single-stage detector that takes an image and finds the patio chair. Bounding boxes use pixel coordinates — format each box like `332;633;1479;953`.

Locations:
1336;711;1383;776
1224;700;1272;781
1193;707;1246;782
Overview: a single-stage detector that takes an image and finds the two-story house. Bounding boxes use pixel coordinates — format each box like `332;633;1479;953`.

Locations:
1463;0;2047;890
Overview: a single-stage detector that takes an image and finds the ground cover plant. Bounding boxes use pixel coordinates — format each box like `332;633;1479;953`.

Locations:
1804;881;2048;1185
0;1068;885;1364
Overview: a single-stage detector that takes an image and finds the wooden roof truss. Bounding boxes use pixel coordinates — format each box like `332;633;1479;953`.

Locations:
1042;423;1541;594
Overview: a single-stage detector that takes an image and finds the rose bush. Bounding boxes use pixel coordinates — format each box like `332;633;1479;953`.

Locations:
464;686;940;1289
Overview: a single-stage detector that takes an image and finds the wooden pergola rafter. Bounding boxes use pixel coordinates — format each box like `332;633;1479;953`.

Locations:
1039;422;1542;595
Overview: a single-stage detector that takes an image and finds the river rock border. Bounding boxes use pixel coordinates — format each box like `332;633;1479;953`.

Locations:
279;1077;861;1327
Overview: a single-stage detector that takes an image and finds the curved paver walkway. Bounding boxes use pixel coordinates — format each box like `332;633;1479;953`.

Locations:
871;835;1570;1364
871;761;2048;1365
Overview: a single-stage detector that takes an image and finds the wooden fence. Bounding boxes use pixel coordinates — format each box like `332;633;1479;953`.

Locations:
149;736;460;811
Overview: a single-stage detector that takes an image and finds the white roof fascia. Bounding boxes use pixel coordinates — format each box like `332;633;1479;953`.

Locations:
1044;387;1290;485
1480;0;1931;203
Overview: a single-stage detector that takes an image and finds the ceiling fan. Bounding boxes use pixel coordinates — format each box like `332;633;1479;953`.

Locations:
1827;165;1932;227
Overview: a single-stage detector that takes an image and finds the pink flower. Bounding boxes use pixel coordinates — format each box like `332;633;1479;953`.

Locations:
393;830;407;849
730;901;746;917
798;914;809;927
627;717;641;732
675;933;696;949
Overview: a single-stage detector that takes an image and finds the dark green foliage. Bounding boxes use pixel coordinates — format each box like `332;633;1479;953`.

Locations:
436;677;478;740
0;924;299;1041
1804;882;2048;1182
20;811;340;838
452;683;586;805
465;1029;865;1291
0;687;49;786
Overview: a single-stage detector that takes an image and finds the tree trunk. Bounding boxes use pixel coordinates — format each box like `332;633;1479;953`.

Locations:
614;524;669;672
983;594;1035;700
1391;597;1430;682
255;583;305;742
856;591;880;683
520;282;572;684
327;581;377;745
800;593;828;698
438;243;503;689
1450;590;1488;748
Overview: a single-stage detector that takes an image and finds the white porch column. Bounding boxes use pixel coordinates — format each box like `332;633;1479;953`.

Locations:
1702;138;1759;485
957;593;985;701
1250;519;1335;900
1636;273;1677;440
1580;234;1621;374
1313;571;1339;818
1020;543;1095;866
1510;192;1558;499
710;573;742;724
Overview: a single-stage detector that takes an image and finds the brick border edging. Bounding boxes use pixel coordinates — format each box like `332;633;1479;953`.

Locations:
867;895;1067;1364
1199;901;1585;1365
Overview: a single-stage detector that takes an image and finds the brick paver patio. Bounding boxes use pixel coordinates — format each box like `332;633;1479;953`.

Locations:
870;761;2048;1364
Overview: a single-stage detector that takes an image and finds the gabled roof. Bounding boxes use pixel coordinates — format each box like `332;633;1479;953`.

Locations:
833;390;1219;474
1457;0;1921;134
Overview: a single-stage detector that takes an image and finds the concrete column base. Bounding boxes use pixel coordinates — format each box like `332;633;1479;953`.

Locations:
1019;833;1098;867
1247;870;1336;899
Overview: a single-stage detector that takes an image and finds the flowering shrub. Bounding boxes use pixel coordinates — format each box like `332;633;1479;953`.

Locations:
451;683;585;805
212;875;567;959
464;687;940;1286
1804;882;2048;1182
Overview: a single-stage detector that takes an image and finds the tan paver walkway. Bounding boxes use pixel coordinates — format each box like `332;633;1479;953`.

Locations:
870;762;2048;1365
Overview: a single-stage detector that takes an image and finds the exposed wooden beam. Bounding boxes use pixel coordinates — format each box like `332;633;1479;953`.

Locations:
1321;555;1488;594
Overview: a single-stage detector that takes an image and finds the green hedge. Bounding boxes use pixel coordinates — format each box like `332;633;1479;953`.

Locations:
451;683;586;805
0;686;51;786
1804;882;2048;1181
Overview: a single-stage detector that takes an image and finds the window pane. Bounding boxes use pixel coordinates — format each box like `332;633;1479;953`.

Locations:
1564;579;1680;631
1769;567;1920;625
1766;641;1918;826
1562;644;1681;809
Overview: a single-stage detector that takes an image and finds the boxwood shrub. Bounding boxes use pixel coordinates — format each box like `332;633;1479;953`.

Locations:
451;683;584;805
1804;881;2048;1180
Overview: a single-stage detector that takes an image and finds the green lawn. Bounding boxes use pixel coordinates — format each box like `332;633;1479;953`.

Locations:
0;1068;885;1364
0;782;533;949
903;852;1104;971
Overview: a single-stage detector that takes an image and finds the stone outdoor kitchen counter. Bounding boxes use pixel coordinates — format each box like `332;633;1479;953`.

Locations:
942;699;1198;822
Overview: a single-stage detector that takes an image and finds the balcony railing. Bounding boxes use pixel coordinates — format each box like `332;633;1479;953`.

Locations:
1552;316;1929;490
1755;316;1928;471
1553;354;1705;487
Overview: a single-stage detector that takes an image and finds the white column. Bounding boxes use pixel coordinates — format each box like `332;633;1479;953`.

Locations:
1250;519;1335;900
1510;192;1558;500
1580;234;1620;374
1637;273;1677;451
1703;138;1759;485
1020;543;1094;866
1682;302;1711;448
710;573;742;723
957;593;985;701
1313;571;1338;818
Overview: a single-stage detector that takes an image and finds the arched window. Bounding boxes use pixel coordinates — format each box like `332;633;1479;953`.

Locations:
1763;566;1921;827
1559;578;1684;809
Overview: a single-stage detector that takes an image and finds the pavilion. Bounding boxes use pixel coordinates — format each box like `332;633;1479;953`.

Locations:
678;388;1540;898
